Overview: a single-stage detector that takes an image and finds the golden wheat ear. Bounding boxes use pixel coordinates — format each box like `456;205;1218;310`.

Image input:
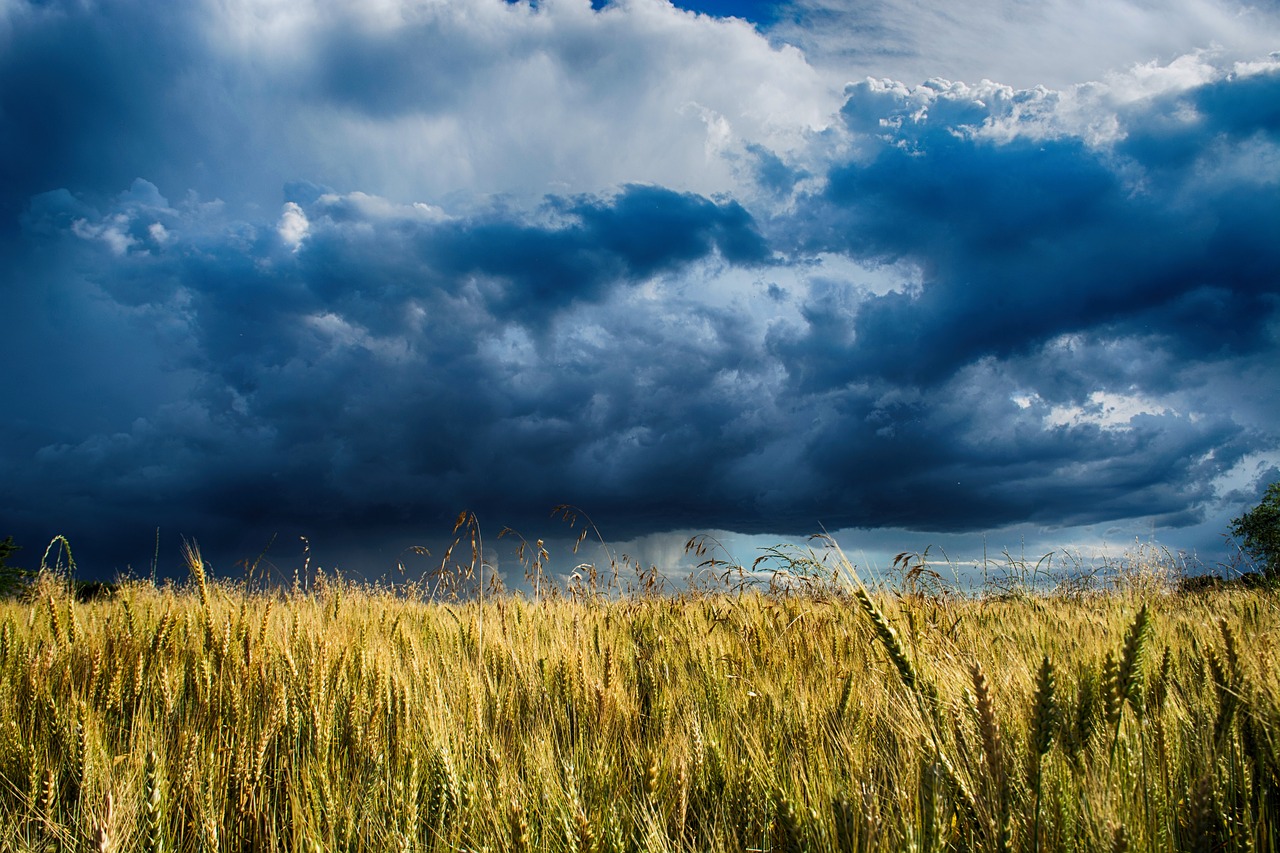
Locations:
144;750;166;853
1029;655;1058;761
91;790;114;853
854;588;919;695
1116;604;1150;713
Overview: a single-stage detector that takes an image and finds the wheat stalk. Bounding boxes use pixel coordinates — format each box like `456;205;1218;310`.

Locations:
855;588;936;714
1029;656;1057;762
509;799;530;853
1116;604;1150;715
1028;655;1057;853
91;790;113;853
1101;604;1149;770
773;788;804;853
971;662;1005;788
144;750;166;853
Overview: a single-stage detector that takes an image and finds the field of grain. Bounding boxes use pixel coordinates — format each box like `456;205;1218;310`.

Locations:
0;545;1276;852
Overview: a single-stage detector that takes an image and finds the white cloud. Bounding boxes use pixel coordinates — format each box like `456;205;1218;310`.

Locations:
313;191;449;222
772;0;1280;90
1044;390;1182;430
71;215;136;256
277;201;310;250
1234;52;1280;78
305;310;414;362
822;50;1278;162
189;0;834;207
1105;51;1222;102
1212;450;1280;496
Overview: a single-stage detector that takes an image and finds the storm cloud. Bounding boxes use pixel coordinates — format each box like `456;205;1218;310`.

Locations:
1;0;1278;578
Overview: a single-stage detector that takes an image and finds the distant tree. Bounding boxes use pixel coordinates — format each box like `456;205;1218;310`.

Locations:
0;536;29;598
1229;481;1280;580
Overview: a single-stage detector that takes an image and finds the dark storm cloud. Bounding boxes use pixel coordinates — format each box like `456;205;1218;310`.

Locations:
5;180;781;570
0;3;159;224
0;1;270;234
421;186;769;318
724;66;1280;541
2;0;1278;578
772;71;1280;392
781;363;1254;532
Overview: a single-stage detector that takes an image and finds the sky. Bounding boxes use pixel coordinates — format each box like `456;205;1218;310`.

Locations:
2;0;1279;587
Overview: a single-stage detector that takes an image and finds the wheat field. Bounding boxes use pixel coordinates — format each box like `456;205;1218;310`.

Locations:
0;544;1276;852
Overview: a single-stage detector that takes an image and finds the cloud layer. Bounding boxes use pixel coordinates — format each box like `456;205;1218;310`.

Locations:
2;0;1278;577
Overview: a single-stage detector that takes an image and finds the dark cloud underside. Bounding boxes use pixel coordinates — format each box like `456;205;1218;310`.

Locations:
1;0;1278;575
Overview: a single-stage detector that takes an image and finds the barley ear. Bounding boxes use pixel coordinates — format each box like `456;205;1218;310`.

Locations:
571;806;596;853
1218;618;1241;682
832;797;858;853
642;752;659;805
1215;619;1245;745
75;701;91;794
773;789;803;853
936;748;979;830
182;539;214;643
1028;656;1057;853
835;670;855;724
40;767;56;834
47;595;67;649
1067;667;1098;765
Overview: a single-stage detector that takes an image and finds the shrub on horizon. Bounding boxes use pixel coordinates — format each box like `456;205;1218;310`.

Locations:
1229;480;1280;581
0;535;28;598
